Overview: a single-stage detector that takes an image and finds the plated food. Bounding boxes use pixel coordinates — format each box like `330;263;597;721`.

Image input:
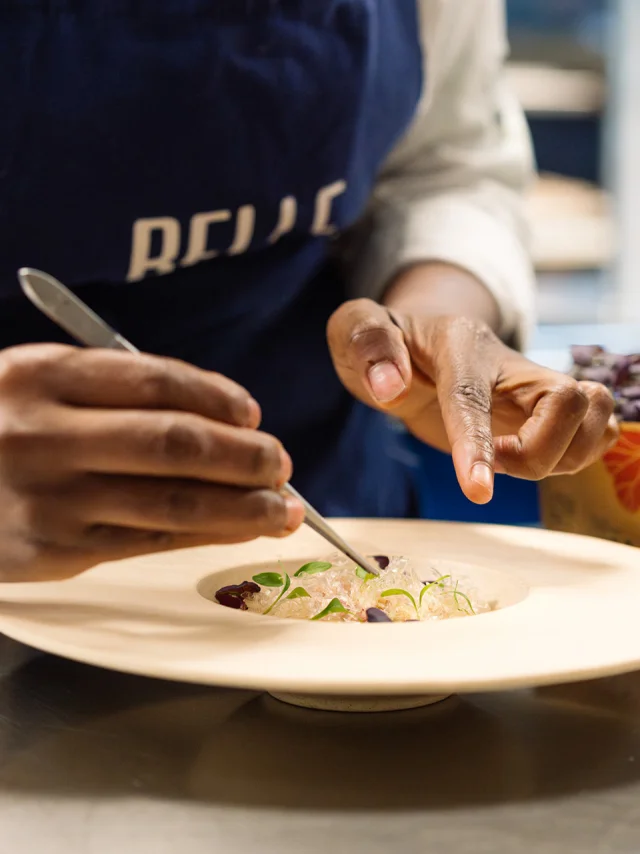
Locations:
0;520;638;712
214;554;490;623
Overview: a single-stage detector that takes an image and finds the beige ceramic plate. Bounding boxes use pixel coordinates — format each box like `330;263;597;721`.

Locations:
0;520;639;712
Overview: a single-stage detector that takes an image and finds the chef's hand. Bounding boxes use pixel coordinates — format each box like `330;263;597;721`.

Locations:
327;299;619;504
0;345;304;581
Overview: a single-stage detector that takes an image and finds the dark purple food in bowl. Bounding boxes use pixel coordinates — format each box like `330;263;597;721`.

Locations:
570;346;640;422
570;344;605;366
366;608;392;623
215;581;261;610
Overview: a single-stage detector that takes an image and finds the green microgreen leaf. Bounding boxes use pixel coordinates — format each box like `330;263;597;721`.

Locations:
263;574;291;615
294;561;333;577
419;575;452;606
286;586;311;600
253;572;284;588
355;567;377;582
381;588;419;617
452;581;475;615
311;598;349;621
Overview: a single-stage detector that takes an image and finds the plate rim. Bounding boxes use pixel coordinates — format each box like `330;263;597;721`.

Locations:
1;519;640;696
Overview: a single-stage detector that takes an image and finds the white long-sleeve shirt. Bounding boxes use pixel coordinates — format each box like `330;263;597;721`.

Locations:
344;0;536;348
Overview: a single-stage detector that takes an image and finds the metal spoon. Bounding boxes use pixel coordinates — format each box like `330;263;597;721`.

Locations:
17;267;381;577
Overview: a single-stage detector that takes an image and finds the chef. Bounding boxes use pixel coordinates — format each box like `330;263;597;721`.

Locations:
0;0;616;580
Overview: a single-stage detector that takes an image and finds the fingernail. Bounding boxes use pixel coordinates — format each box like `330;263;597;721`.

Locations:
470;463;494;496
368;362;406;403
246;398;261;428
284;496;305;531
277;448;293;487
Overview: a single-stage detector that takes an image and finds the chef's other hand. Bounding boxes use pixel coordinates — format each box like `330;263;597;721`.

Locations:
327;299;618;505
0;345;304;581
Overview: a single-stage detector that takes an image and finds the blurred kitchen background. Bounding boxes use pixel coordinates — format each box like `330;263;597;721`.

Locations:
509;0;611;328
409;0;639;524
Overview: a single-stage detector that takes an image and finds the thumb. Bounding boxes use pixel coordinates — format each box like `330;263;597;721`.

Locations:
327;300;412;407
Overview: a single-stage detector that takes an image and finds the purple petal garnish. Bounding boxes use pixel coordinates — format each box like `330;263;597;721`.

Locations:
215;581;261;610
580;366;614;385
372;555;390;570
570;347;640;420
366;608;393;623
612;357;633;388
571;345;604;367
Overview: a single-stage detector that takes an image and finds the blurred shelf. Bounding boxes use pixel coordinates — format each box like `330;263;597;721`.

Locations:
508;30;605;74
527;173;616;271
506;62;606;116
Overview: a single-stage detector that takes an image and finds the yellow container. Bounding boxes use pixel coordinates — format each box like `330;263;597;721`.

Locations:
540;423;640;546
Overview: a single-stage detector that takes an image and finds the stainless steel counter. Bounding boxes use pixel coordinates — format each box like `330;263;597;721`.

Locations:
1;635;640;854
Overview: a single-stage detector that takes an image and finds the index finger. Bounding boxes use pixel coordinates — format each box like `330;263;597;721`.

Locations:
438;376;496;504
42;348;261;428
433;334;496;504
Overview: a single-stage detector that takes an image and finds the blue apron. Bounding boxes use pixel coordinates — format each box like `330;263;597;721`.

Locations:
0;0;424;517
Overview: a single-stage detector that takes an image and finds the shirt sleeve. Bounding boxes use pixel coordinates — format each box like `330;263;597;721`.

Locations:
339;0;537;349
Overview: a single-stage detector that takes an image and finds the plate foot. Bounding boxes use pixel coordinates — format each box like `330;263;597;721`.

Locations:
268;692;450;713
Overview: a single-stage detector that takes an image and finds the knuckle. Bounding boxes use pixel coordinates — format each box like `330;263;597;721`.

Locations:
450;380;492;416
347;326;399;368
222;387;254;426
327;299;401;365
590;384;615;418
254;491;288;530
551;380;589;418
154;418;209;467
249;436;283;481
350;324;390;351
134;361;175;406
157;485;201;527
